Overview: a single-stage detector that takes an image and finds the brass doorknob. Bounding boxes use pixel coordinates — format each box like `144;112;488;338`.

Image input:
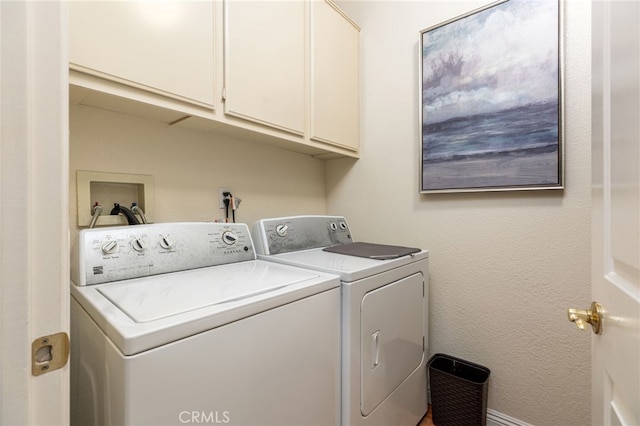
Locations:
567;301;603;335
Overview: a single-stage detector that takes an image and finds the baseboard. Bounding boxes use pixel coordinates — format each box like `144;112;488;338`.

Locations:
487;408;534;426
428;390;533;426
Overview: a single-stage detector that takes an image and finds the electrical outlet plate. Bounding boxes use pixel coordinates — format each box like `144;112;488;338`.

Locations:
219;187;231;209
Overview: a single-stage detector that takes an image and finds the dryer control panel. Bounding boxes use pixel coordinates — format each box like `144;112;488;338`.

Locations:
252;215;354;255
77;222;256;286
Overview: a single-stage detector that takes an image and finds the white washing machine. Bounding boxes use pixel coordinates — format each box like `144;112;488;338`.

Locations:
70;222;341;426
252;216;429;426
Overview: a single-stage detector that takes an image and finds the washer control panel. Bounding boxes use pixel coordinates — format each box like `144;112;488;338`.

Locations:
252;215;353;255
77;222;255;286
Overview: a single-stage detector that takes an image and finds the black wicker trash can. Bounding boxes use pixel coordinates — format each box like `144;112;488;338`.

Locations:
428;354;491;426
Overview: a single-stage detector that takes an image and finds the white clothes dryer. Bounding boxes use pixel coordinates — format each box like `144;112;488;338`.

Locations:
252;216;429;426
70;222;341;426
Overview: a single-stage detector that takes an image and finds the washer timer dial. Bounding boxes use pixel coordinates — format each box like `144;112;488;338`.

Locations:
222;231;238;245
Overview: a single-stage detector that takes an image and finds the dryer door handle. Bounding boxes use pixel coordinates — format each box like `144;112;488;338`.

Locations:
371;331;380;369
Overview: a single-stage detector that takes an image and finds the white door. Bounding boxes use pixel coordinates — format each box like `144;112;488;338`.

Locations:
0;2;69;425
590;1;640;425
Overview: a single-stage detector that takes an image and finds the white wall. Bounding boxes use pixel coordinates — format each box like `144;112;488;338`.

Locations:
329;1;592;425
69;104;327;246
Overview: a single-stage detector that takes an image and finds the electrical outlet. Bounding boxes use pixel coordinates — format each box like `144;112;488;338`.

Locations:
218;187;231;209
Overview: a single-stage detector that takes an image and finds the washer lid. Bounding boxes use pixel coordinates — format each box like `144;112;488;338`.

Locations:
71;260;340;355
98;261;320;323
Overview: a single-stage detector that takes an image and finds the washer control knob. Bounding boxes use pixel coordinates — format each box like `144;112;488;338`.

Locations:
131;238;146;252
222;231;238;245
101;240;119;255
159;235;174;250
275;224;288;237
339;221;348;230
329;222;338;231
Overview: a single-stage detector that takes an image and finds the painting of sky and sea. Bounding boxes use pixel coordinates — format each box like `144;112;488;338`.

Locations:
421;0;561;192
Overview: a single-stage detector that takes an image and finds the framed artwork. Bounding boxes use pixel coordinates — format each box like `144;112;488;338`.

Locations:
420;0;563;193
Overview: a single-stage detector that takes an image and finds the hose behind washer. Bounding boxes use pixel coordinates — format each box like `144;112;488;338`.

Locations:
110;203;141;225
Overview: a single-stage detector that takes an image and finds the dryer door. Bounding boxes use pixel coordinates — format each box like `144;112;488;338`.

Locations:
360;272;425;416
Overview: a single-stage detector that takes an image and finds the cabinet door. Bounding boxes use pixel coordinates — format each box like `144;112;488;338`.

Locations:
224;0;306;135
310;0;360;151
69;1;214;108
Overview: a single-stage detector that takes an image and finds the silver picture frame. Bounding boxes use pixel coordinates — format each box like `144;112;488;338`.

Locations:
419;0;564;193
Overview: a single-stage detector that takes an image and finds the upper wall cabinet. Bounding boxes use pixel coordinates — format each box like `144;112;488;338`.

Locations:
224;1;306;136
69;0;359;159
310;1;360;152
69;1;215;108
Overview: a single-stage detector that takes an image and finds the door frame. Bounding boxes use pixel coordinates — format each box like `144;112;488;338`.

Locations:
0;2;69;424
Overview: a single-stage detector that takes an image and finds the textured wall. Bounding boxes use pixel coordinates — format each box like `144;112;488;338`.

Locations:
69;104;327;256
329;1;592;425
